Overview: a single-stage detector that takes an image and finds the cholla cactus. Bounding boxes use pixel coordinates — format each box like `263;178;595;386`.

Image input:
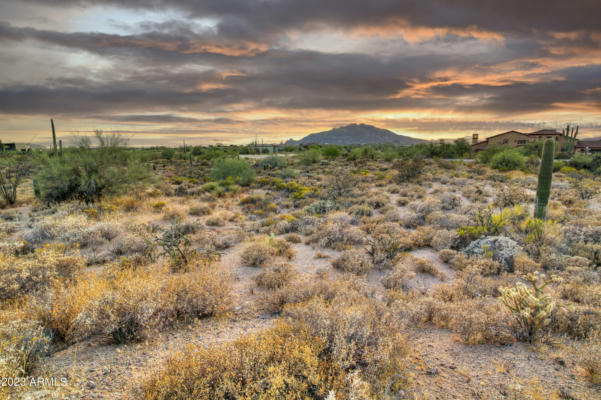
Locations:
500;273;557;342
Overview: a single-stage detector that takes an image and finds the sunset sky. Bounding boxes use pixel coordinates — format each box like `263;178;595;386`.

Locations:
1;1;601;146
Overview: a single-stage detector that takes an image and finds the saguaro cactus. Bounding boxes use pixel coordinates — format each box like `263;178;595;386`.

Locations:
562;124;579;154
534;139;555;219
51;118;58;156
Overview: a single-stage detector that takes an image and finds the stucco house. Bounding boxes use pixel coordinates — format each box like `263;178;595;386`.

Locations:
471;129;569;153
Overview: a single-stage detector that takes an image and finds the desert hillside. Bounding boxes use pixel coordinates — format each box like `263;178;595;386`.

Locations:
285;123;425;145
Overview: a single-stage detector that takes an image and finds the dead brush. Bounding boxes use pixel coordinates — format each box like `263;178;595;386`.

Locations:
241;236;296;267
307;213;364;250
0;320;52;377
414;258;445;281
367;234;407;270
140;280;409;400
577;341;601;385
32;265;231;345
254;263;297;290
331;249;374;275
0;244;84;301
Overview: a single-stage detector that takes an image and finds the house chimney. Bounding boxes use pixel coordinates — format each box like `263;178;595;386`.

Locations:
472;133;479;145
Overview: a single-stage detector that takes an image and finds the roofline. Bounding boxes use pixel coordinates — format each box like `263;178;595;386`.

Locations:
479;130;531;141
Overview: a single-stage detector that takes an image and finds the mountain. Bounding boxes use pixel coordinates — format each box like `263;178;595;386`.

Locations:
285;123;424;146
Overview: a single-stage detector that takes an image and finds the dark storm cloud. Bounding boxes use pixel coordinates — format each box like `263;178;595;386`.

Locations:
85;114;238;124
20;0;601;36
1;0;601;142
427;64;601;113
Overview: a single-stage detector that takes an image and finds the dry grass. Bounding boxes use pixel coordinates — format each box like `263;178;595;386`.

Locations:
254;263;297;289
31;264;231;344
331;249;374;275
240;236;296;267
139;280;408;399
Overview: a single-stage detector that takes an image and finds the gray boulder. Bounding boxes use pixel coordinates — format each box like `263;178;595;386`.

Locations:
462;236;522;272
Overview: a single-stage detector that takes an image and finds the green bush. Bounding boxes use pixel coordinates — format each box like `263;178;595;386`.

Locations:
34;132;149;204
322;145;342;158
490;149;526;171
347;146;377;161
258;155;287;170
210;158;255;186
297;149;322;165
477;144;504;164
568;154;593;170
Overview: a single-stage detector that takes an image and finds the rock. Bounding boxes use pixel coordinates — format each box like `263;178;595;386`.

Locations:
462;236;522;272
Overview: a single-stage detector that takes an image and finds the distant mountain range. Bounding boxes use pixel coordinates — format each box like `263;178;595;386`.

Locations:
285;123;424;146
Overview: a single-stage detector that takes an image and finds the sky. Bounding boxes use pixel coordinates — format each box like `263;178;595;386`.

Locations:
0;1;600;146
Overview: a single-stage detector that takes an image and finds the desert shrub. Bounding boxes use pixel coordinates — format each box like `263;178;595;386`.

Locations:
458;205;525;241
322;145;342;158
408;197;441;215
494;185;530;208
410;225;436;248
477;144;504;164
431;229;458;250
568;153;593;170
258;155;286;170
513;253;541;274
577;342;601;385
367;234;408;269
305;199;337;215
156;224;216;272
366;194;388;209
204;215;225;226
34;266;231;344
557;282;601;307
139;323;328;399
210;158;255;186
297;149;322;165
308;213;364;250
254;263;297;289
414;258;445;280
323;171;356;202
398;297;514;345
141;281;408;399
34;132;149;203
347;146;377;161
241;237;295;267
348;204;374;217
438;249;457;263
282;296;408;397
279;167;300;179
188;204;212;216
0;320;52;376
269;238;296;259
0;244;84;301
283;233;302;243
549;304;601;339
332;250;374;275
0;155;29;206
490;149;525;171
240;242;272;267
440;193;461;210
393;157;424;183
446;299;515;345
